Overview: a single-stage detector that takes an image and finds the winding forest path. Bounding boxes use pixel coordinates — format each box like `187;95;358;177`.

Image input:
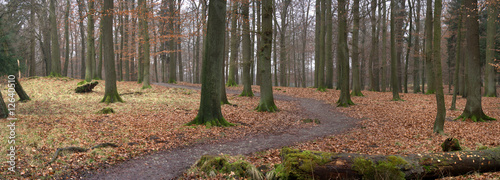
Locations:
85;83;358;180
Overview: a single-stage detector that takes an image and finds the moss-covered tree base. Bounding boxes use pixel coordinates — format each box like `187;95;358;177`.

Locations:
392;98;404;101
226;80;237;87
48;72;62;77
351;91;364;97
317;87;327;92
142;85;152;89
186;116;234;128
239;90;254;97
168;79;177;84
101;93;124;103
455;111;496;122
425;90;436;95
255;102;278;112
337;99;355;107
484;94;497;97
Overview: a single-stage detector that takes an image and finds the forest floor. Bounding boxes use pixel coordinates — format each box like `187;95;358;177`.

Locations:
1;77;499;179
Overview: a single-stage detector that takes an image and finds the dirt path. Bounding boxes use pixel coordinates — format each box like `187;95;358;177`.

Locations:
84;83;358;180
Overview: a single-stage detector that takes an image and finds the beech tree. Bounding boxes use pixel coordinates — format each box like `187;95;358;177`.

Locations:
139;0;151;89
187;0;232;127
484;0;497;97
390;0;402;101
86;0;96;81
351;0;363;96
337;0;354;107
49;0;61;76
240;0;253;97
432;0;445;133
256;0;278;112
101;0;124;103
456;0;495;122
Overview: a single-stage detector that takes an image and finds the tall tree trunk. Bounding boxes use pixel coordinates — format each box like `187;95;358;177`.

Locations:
240;0;254;97
86;0;96;81
391;0;402;100
256;0;278;112
177;0;183;82
381;0;387;92
256;0;261;86
279;0;291;87
227;1;239;87
139;0;151;88
314;0;320;88
124;0;130;81
98;22;104;79
484;0;497;97
62;0;70;77
168;0;177;83
325;0;333;89
101;0;123;103
187;0;232;127
432;0;445;133
404;0;413;93
118;0;124;81
369;0;379;91
317;0;325;90
451;4;464;110
29;0;36;77
337;0;354;107
49;0;61;76
424;0;434;94
413;0;421;93
77;0;86;79
301;0;310;88
351;0;363;96
456;0;495;122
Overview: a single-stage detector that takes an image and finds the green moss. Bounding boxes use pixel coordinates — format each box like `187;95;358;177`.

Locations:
351;91;365;97
279;147;335;180
142;85;152;89
96;108;114;114
77;80;87;85
317;87;327;92
190;155;264;180
352;156;408;180
301;119;321;124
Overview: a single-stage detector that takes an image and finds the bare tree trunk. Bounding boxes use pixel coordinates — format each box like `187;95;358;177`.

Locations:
77;0;86;79
484;0;497;97
351;0;363;96
49;0;61;76
101;0;123;103
240;0;253;97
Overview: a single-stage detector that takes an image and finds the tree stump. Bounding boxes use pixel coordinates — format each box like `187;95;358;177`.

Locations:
75;81;98;93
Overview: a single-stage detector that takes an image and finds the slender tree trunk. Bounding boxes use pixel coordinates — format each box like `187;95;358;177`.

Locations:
484;0;497;97
413;0;421;93
456;0;495;122
432;0;445;133
124;0;130;81
86;0;96;81
337;0;354;107
77;0;86;79
424;0;434;94
325;0;333;89
139;0;151;88
301;0;310;88
187;0;232;127
62;0;70;77
256;0;261;85
227;1;240;87
256;0;278;112
391;0;402;100
98;22;104;79
14;76;30;102
314;0;320;88
369;0;379;91
29;0;36;77
404;0;413;93
49;0;61;76
451;5;463;110
168;0;177;83
240;0;253;97
101;0;124;103
279;0;291;87
0;90;8;118
381;0;387;92
351;0;363;96
316;0;326;90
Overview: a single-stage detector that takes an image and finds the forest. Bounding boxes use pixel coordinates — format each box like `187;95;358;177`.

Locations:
0;0;499;179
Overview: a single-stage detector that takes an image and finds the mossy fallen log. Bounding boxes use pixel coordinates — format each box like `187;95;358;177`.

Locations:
75;81;98;93
275;147;500;180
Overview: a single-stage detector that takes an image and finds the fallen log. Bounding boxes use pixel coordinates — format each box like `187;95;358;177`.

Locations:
75;81;98;93
277;147;500;180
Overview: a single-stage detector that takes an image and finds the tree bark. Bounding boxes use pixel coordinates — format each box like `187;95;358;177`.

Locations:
14;76;30;102
381;0;387;92
227;1;240;87
139;0;151;88
337;0;354;107
29;0;36;77
0;90;8;118
413;0;421;93
86;0;96;81
324;0;333;89
63;0;70;77
101;0;123;103
424;0;434;94
279;147;500;180
187;0;232;127
391;0;402;100
451;4;464;110
168;0;177;83
351;0;363;96
76;0;86;79
279;0;291;87
432;0;445;133
456;0;495;122
484;0;497;97
240;0;253;97
256;0;278;112
49;0;61;76
370;0;380;92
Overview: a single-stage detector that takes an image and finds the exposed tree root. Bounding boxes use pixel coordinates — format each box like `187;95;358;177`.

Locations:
455;111;496;122
239;91;254;97
351;91;364;97
337;99;355;107
47;143;119;165
186;117;234;128
255;103;278;112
